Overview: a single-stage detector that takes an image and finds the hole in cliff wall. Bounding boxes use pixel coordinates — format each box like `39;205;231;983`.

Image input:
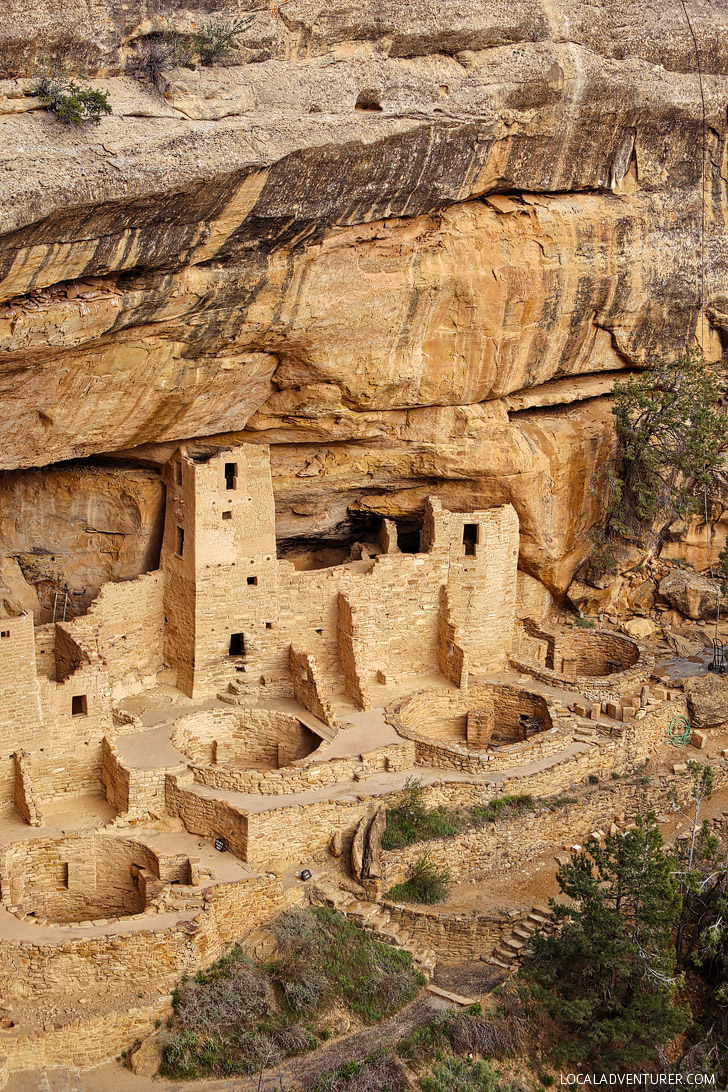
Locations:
355;91;383;112
278;511;385;570
2;457;166;622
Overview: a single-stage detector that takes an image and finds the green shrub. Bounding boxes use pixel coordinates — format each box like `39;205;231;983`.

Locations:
192;17;254;65
36;72;111;126
162;910;422;1078
421;1056;504;1092
471;794;534;824
387;853;450;905
383;777;462;848
575;615;596;628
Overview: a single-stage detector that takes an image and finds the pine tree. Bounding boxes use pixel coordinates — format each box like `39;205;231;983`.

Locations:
524;814;689;1071
598;348;727;547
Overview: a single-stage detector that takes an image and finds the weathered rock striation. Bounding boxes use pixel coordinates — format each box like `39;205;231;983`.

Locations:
1;0;727;604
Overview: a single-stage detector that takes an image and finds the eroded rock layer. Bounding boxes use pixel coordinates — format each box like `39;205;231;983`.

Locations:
1;0;727;603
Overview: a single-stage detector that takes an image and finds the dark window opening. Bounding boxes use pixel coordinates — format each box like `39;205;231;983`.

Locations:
229;633;245;656
224;462;237;490
463;523;479;556
62;862;69;888
71;695;87;717
265;622;273;629
355;91;383;112
222;511;232;521
247;576;258;586
0;630;8;639
394;516;424;555
176;526;185;557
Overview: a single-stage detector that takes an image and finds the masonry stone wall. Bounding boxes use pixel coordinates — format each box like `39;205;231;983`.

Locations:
382;755;728;888
172;708;318;769
191;741;416;797
165;775;249;858
84;572;164;698
159;445;520;705
514;620;651;693
0;834;176;923
0;614;43;811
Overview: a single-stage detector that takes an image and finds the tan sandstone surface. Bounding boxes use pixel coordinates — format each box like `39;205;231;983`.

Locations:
0;0;726;603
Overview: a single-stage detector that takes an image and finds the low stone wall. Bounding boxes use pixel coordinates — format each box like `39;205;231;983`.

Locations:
165;775;249;859
0;832;190;925
191;741;415;796
1;997;172;1073
101;734;175;818
172;707;318;769
381;755;728;889
382;900;526;961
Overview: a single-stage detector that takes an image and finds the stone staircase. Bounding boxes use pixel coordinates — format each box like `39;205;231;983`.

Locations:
488;904;555;970
317;888;438;980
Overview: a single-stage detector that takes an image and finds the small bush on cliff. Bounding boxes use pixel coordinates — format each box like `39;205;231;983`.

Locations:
382;776;462;848
35;71;111;126
595;348;727;548
387;852;451;905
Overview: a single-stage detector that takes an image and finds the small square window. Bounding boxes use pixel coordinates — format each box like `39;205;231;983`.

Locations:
265;622;273;629
0;631;9;639
247;576;258;586
176;526;185;557
71;695;87;717
222;511;232;521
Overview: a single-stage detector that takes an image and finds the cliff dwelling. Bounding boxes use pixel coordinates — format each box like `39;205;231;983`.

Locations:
2;0;728;1084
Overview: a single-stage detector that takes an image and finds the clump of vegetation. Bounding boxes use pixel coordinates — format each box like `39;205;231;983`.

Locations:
421;1056;507;1092
522;813;688;1072
593;348;727;551
130;16;253;91
387;852;451;905
192;17;254;65
305;1052;409;1092
574;615;596;628
35;71;111;126
471;794;534;824
382;777;463;848
161;907;423;1078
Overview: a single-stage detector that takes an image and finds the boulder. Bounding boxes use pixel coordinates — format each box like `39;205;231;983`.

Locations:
622;617;655;640
684;672;728;730
628;578;657;612
129;1033;168;1077
659;570;727;621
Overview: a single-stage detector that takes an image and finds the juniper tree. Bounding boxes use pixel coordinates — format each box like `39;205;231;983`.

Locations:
600;348;727;547
524;814;688;1071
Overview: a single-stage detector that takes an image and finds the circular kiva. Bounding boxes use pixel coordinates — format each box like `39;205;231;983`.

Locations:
0;834;193;925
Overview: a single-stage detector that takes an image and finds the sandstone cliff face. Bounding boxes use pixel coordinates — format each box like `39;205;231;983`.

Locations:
0;0;726;607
